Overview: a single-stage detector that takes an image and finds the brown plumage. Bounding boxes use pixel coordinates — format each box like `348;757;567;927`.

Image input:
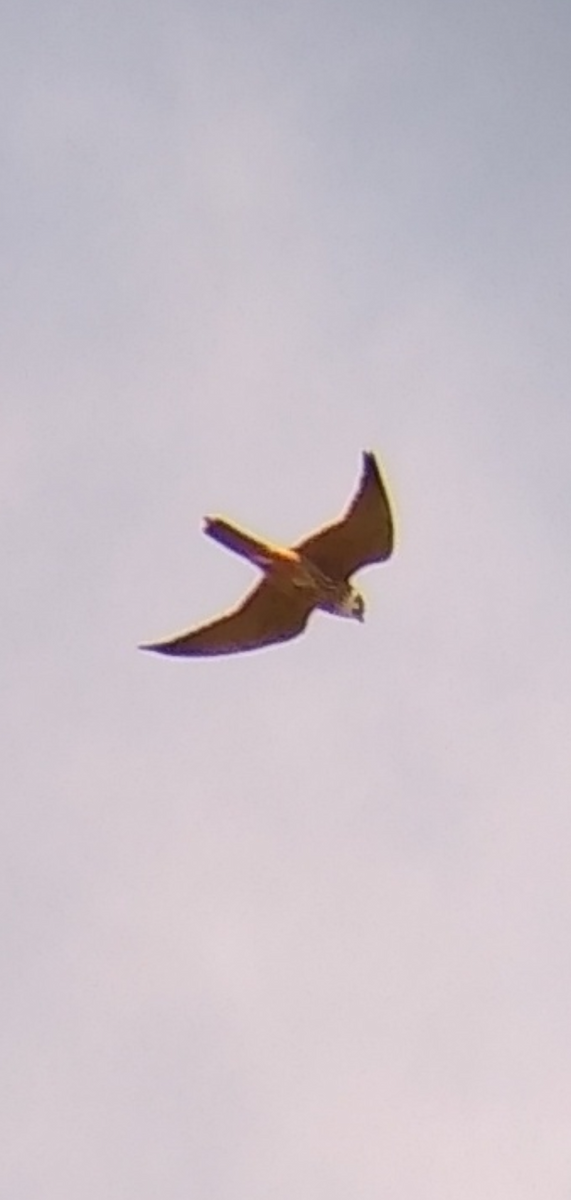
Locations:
140;451;394;658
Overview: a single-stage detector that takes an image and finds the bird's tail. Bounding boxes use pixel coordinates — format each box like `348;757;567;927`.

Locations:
203;517;274;566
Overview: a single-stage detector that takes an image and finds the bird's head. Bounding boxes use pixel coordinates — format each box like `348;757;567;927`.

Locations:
336;584;365;622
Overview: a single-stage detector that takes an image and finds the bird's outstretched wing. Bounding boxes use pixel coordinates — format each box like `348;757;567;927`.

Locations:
140;580;314;657
295;451;394;580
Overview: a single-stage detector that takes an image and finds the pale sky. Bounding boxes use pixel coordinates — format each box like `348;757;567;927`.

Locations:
4;1;571;1196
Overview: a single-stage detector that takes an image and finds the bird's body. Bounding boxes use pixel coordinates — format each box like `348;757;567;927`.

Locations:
141;451;394;657
203;516;359;614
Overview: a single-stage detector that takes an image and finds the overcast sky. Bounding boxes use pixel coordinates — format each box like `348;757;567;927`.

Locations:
4;1;571;1196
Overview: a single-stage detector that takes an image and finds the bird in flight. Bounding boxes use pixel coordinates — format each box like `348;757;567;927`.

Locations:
141;451;394;658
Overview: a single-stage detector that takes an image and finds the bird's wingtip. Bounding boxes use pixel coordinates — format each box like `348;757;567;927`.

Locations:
362;449;381;477
139;637;192;657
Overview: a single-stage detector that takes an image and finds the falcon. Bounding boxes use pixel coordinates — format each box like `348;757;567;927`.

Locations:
140;451;394;658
